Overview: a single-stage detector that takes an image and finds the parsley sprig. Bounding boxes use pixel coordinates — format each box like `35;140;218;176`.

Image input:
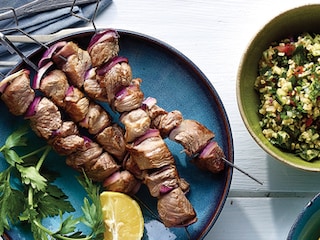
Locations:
0;126;105;240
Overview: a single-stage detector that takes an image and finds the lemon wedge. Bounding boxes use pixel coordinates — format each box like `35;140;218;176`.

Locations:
100;191;144;240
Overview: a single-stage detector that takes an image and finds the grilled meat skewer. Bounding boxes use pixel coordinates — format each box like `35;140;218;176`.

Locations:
0;70;125;184
38;67;126;162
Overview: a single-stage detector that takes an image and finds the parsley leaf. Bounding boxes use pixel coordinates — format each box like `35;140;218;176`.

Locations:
16;165;47;191
4;125;28;149
78;174;105;239
0;167;25;234
0;127;107;239
35;184;75;218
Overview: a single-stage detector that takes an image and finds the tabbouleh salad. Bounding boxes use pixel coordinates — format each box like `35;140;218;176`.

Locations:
255;33;320;161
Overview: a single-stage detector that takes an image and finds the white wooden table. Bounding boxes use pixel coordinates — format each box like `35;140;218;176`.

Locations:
94;1;320;239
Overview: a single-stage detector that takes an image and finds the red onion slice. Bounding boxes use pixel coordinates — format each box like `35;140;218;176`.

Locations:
0;82;8;94
199;141;218;158
24;96;41;118
33;61;54;89
96;56;128;76
159;185;174;195
115;83;139;100
87;29;119;52
141;97;157;110
0;70;28;94
65;86;75;96
115;86;128;99
133;128;160;146
84;68;96;80
38;41;67;68
103;171;121;187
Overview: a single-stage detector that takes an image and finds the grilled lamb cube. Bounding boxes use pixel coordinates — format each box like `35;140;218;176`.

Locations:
96;124;126;161
126;130;175;170
66;139;103;170
193;141;225;173
85;152;120;182
51;134;85;156
39;70;69;108
1;70;35;116
114;78;144;113
123;155;145;180
157;187;197;227
64;86;89;122
49;121;83;156
152;110;183;137
144;165;179;198
52;41;91;88
28;97;62;140
169;119;215;156
83;68;108;101
88;29;120;67
79;102;112;135
120;108;151;142
103;170;141;195
97;60;132;105
142;97;167;120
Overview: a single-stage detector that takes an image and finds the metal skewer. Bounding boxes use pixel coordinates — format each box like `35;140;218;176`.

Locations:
0;32;38;72
222;157;263;185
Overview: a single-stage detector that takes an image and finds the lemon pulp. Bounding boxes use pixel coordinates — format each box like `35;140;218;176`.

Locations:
100;191;144;240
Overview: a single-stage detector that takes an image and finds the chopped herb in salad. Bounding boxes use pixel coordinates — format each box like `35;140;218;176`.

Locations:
255;33;320;161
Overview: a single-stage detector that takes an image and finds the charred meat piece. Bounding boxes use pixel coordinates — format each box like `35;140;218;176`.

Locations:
52;41;91;88
142;97;183;136
87;29;120;67
96;124;126;161
96;57;132;105
66;138;103;170
79;102;112;135
120;108;151;142
39;70;69;108
51;134;85;156
157;187;197;227
178;178;190;194
49;121;84;155
27;97;62;140
103;170;141;195
152;110;183;137
193;141;225;173
126;129;175;170
52;121;79;137
85;152;120;182
114;78;144;113
50;121;82;155
144;165;179;198
83;68;108;101
142;97;167;120
123;155;145;180
1;70;35;116
169;119;215;156
64;86;90;122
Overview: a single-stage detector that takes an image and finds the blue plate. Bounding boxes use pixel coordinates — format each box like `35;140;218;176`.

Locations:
1;29;233;240
288;193;320;240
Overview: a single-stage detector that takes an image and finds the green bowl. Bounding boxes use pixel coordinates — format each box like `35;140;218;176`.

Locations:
237;4;320;171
